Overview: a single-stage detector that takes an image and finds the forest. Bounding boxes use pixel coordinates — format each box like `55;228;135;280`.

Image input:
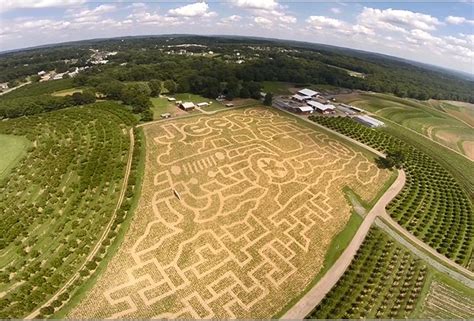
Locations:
0;35;473;105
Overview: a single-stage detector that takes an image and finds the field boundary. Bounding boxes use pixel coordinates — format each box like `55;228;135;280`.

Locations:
24;127;136;319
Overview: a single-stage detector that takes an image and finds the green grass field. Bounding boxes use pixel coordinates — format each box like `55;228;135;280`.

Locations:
150;97;178;118
0;134;31;180
262;81;294;95
337;93;474;160
51;88;84;97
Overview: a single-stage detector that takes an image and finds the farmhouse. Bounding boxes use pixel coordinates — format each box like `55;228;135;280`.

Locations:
297;88;318;98
353;115;385;128
179;102;195;111
196;102;209;107
307;101;336;114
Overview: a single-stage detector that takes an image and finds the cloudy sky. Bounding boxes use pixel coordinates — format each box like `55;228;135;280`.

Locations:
1;1;473;73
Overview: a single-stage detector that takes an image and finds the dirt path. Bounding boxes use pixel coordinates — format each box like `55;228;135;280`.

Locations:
378;212;474;280
25;128;136;319
0;81;31;96
375;219;474;288
281;170;406;319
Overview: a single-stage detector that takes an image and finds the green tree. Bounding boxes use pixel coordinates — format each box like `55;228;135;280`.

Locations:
148;79;162;97
264;93;273;106
163;80;177;94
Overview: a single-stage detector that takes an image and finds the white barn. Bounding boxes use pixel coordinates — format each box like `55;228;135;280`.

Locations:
353;115;385;128
307;101;335;114
297;88;318;98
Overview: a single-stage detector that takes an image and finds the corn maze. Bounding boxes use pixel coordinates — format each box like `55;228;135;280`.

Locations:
70;107;390;318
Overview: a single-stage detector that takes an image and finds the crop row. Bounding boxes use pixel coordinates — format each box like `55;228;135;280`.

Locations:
306;227;428;319
309;116;473;267
0;102;137;318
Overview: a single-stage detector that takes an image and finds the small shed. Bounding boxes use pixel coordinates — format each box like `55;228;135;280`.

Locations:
167;97;176;102
197;102;210;108
160;113;171;119
225;103;234;107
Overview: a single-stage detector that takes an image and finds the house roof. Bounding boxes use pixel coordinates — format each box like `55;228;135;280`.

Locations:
298;88;318;97
355;115;384;127
298;106;314;112
181;102;195;109
292;94;309;100
307;100;335;111
197;102;209;106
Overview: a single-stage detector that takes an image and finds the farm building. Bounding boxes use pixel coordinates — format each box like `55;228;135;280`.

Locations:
196;102;210;107
225;103;234;107
160;113;171;119
353;115;385;128
291;94;311;102
296;106;314;115
307;101;336;114
167;97;176;102
297;88;318;98
179;102;195;111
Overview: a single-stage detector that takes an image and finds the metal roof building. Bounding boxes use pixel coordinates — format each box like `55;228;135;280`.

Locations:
353;115;385;128
298;88;319;97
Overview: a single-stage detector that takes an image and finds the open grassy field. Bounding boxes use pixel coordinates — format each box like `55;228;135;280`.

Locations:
0;102;137;318
0;134;31;180
51;88;83;97
336;93;474;160
69;107;391;318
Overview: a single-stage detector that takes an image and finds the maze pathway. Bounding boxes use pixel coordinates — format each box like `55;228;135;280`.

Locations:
70;108;389;319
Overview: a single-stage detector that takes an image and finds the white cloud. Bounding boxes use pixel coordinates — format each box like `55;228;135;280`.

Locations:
254;16;273;27
220;15;242;24
358;7;441;32
306;16;344;29
232;0;279;11
330;8;341;14
445;15;474;25
168;2;216;18
1;0;85;12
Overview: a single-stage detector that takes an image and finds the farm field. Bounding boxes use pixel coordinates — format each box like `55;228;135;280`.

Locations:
309;116;473;268
0;134;31;180
337;93;474;160
69;107;391;318
306;227;429;319
0;102;137;318
0;79;74;99
419;277;474;319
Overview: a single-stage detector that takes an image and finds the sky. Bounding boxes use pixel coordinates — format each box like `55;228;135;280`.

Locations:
0;1;473;74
